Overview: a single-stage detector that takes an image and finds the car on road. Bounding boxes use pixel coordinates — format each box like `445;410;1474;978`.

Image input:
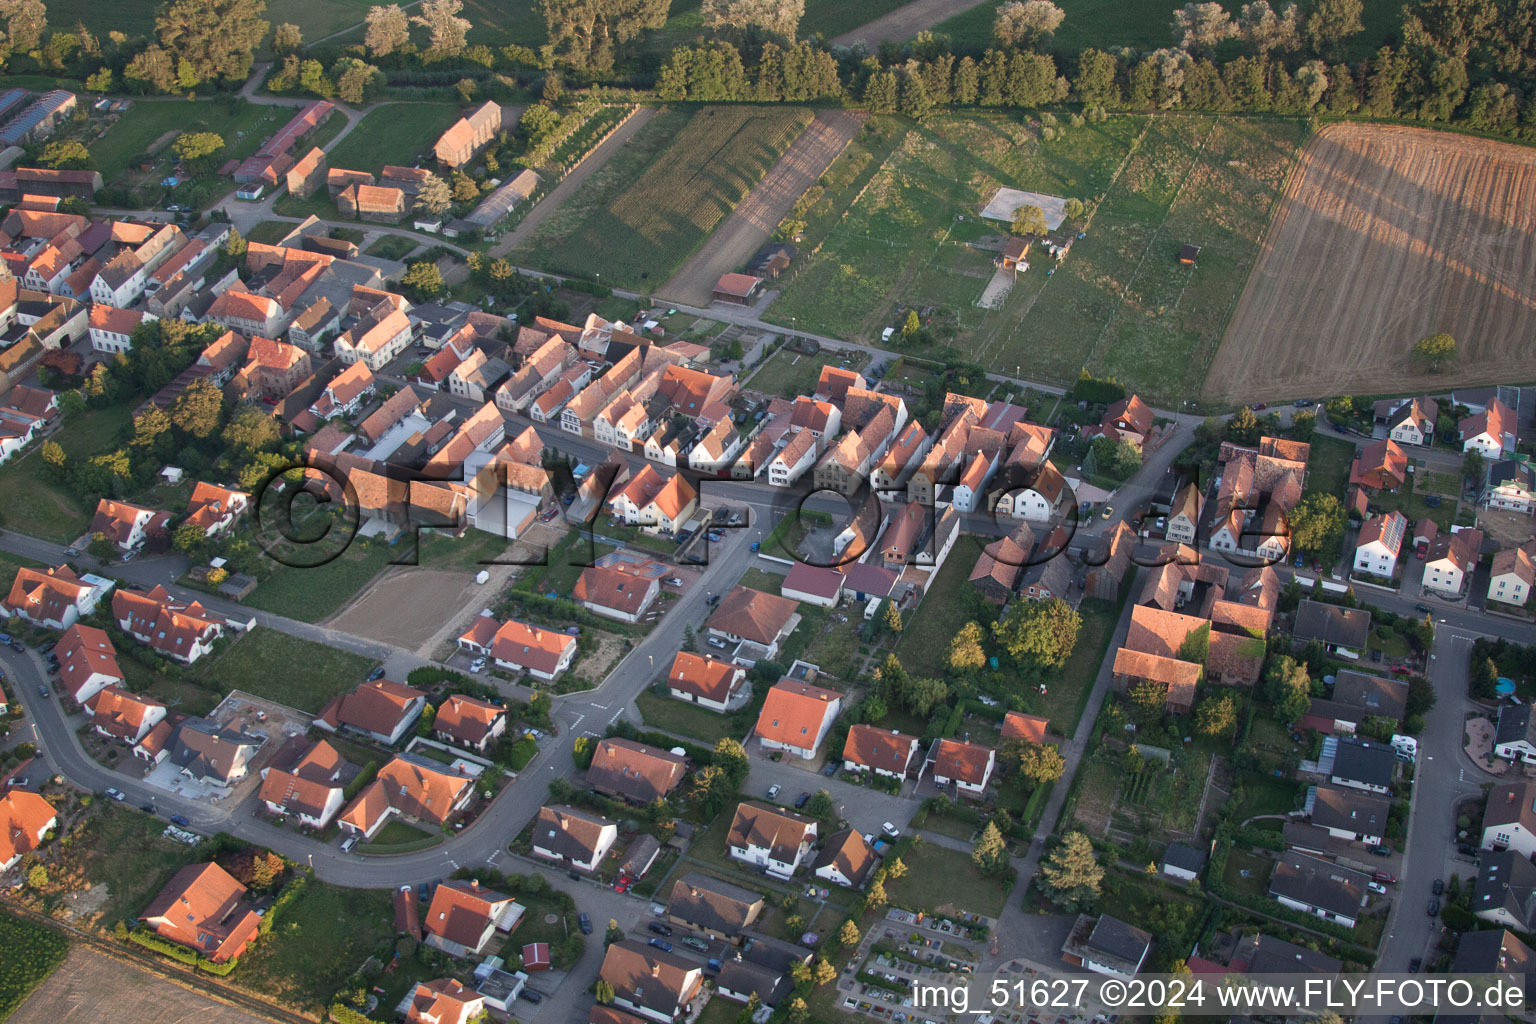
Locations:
766;784;781;800
881;822;900;839
104;788;125;802
1415;603;1431;613
170;814;190;827
648;937;674;952
1100;505;1114;520
1427;898;1440;916
1432;878;1444;895
578;913;592;934
36;685;48;697
366;666;387;681
1408;959;1422;973
795;792;811;809
64;546;80;557
683;937;709;952
341;834;359;853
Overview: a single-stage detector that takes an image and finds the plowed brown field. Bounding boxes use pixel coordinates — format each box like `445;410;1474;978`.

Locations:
1204;123;1536;403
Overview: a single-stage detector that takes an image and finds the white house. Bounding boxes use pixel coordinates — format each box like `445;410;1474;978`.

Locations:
0;791;58;872
666;652;748;713
727;802;817;879
1460;398;1516;459
531;805;618;872
768;432;817;488
1493;706;1536;765
1488;544;1534;608
88;304;156;354
753;680;840;760
1352;510;1406;579
950;449;999;513
1481;782;1536;860
1268;852;1369;928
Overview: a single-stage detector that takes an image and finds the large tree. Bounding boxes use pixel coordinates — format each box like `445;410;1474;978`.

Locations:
539;0;669;71
156;0;269;86
1193;694;1238;736
1238;0;1300;51
1411;332;1457;372
972;820;1010;875
1171;1;1236;51
364;3;411;56
700;0;804;40
1006;739;1066;783
416;172;452;214
1287;492;1348;556
1305;0;1362;52
1263;654;1312;722
992;597;1080;667
1039;831;1103;909
993;0;1064;48
949;621;987;670
411;0;470;57
0;0;47;53
1010;202;1048;237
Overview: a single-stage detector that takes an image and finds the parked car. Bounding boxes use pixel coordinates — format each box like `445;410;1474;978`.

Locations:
470;656;487;673
1458;844;1478;857
9;639;23;653
139;804;154;814
366;666;387;682
0;633;12;645
1432;879;1444;895
518;989;544;1004
1251;402;1267;411
795;792;811;809
666;577;683;587
1408;959;1422;974
1294;398;1312;407
169;815;190;827
766;784;782;800
1368;881;1388;894
1370;649;1383;662
1427;899;1440;916
648;938;674;953
578;913;592;934
822;763;837;776
341;834;359;853
683;937;709;952
881;822;900;839
1424;494;1442;507
104;788;125;802
750;542;760;552
36;685;48;697
706;637;728;649
1373;871;1398;884
1370;845;1393;856
1100;505;1114;520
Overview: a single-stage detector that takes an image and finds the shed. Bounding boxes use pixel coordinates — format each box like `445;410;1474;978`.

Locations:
521;942;551;971
1179;244;1201;265
712;273;763;306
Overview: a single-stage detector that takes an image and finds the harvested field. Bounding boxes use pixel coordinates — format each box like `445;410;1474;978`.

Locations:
659;110;865;307
516;106;813;290
10;946;275;1024
329;568;482;650
1206;124;1536;404
831;0;990;46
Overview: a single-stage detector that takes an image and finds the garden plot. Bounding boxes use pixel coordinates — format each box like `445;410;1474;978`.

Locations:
979;186;1069;228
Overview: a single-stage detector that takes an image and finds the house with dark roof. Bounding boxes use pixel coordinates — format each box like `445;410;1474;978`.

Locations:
1231;933;1342;976
714;935;812;1010
531;804;618;872
1329;738;1396;794
1306;784;1389;845
586;738;686;804
1494;704;1536;764
1302;669;1409;735
1471;850;1536;931
598;939;704;1023
1292;599;1372;658
1269;851;1369;927
1062;914;1152;977
666;873;764;942
727;801;817;878
1448;928;1533;981
1160;842;1206;882
169;719;263;787
813;828;879;888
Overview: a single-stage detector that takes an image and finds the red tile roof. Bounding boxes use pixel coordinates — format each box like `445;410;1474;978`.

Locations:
1000;711;1049;744
666;652;743;704
842;724;918;774
754;680;839;749
140;862;261;962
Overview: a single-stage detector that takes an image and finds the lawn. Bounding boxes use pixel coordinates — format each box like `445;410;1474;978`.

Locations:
800;0;914;37
88;99;291;183
264;0;376;44
325;102;465;172
242;537;395;623
245;220;297;245
1231;769;1303;823
637;687;761;746
884;839;1011;919
768;113;1303;404
1305;436;1356;500
0;912;69;1020
1371;484;1454;532
735;567;785;595
48;807;200;930
0;549;46;588
364;819;436;846
37;0;159;38
514;106;814;290
746;348;865;400
364;234;421;261
895;538;993;678
191;627;375;714
0;405;133;544
238;881;395;1013
1221;846;1275;897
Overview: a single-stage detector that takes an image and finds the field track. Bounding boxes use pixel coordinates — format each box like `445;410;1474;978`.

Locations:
831;0;990;46
658;110;866;307
1204;123;1536;403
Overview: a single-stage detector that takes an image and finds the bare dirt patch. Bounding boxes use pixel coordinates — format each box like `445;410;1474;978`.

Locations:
329;568;481;650
659;110;865;307
10;947;276;1024
568;629;627;691
831;0;990;46
1205;123;1536;404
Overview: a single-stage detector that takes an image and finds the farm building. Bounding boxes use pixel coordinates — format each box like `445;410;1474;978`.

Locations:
1179;244;1201;265
712;273;763;306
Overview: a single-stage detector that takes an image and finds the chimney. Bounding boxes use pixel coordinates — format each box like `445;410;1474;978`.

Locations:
650;964;661;977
